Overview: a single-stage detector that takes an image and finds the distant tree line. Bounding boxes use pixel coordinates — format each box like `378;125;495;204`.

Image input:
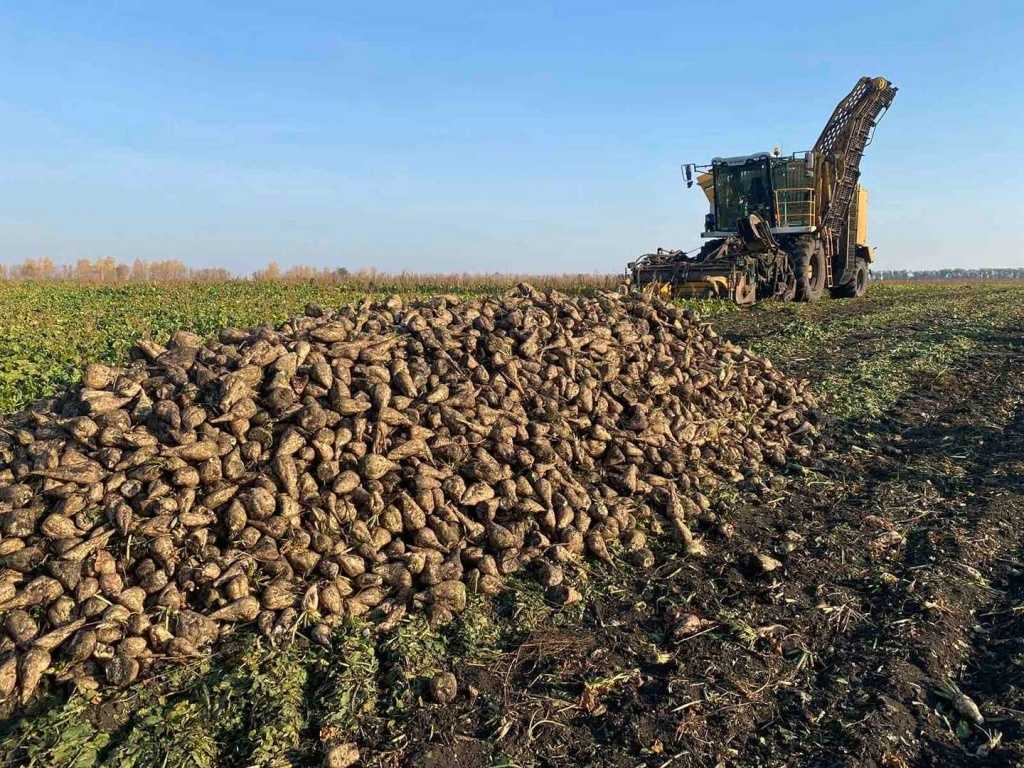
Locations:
0;258;355;283
873;268;1024;281
0;257;235;283
0;257;618;290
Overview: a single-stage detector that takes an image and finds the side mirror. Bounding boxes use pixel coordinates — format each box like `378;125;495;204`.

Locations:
683;164;694;188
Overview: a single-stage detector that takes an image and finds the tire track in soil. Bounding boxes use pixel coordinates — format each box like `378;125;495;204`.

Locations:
737;331;1024;767
929;397;1024;767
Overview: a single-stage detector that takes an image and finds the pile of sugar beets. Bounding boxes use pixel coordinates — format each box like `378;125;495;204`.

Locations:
0;284;818;707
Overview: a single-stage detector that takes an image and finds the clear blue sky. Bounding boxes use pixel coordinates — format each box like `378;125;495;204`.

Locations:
1;1;1021;274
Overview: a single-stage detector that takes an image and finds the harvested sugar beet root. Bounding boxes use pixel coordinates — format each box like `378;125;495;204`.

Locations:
0;284;817;706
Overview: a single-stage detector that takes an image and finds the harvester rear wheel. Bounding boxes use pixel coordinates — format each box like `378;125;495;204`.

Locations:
794;239;826;302
832;258;869;298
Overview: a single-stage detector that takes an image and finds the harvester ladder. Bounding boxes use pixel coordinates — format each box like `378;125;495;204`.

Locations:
813;77;896;273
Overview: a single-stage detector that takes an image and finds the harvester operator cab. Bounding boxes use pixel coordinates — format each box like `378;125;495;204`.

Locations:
694;152;818;238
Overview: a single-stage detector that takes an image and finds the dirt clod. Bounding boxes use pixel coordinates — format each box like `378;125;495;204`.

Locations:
748;552;783;574
428;670;458;704
323;741;360;768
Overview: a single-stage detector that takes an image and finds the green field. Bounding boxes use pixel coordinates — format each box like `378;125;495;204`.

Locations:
1;280;1018;420
2;281;1024;767
0;280;634;415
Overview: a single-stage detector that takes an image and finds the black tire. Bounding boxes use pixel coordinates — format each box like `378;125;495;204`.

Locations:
794;239;826;302
832;259;869;298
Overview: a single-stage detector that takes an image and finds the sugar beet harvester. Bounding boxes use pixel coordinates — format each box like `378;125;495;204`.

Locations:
629;76;896;304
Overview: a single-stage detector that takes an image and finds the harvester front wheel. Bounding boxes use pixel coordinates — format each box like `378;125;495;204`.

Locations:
832;258;869;298
794;239;826;302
